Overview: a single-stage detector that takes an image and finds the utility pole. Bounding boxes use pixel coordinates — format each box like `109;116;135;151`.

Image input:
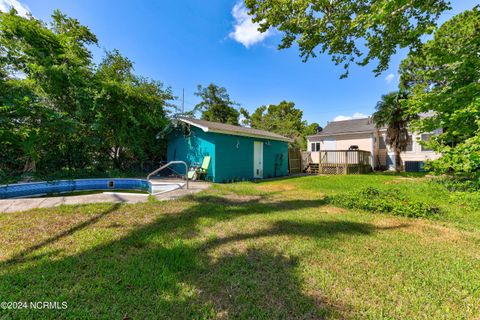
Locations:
182;88;185;114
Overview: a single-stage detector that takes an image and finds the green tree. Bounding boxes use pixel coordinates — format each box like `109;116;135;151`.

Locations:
373;91;411;172
240;101;315;149
0;9;98;174
304;122;321;137
244;0;450;77
0;75;39;178
299;122;321;150
194;84;240;125
399;6;480;176
93;50;174;170
0;9;174;181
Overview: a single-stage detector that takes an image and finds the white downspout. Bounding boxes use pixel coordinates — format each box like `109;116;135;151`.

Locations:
370;133;375;169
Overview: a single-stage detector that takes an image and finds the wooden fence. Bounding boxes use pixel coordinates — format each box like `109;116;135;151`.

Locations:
316;150;372;175
288;148;302;174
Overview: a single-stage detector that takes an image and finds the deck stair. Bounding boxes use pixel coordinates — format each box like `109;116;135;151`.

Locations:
306;163;319;174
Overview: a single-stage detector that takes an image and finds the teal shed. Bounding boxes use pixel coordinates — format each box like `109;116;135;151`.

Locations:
167;117;292;183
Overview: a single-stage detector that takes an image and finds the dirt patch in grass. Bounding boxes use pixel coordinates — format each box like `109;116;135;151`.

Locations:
384;177;422;184
371;217;472;244
193;193;264;206
319;206;349;215
304;286;353;319
222;193;263;203
256;184;296;192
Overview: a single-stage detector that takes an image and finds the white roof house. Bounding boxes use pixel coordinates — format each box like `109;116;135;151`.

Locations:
306;117;441;171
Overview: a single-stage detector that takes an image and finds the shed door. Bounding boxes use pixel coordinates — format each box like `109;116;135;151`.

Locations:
253;141;263;178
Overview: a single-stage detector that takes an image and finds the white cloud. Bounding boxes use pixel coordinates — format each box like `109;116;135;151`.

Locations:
239;114;249;127
385;73;395;84
229;1;271;47
0;0;30;17
333;112;369;122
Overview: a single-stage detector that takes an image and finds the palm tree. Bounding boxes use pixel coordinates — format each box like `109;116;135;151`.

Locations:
373;91;412;172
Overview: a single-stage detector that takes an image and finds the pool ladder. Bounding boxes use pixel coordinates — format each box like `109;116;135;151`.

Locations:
146;161;189;189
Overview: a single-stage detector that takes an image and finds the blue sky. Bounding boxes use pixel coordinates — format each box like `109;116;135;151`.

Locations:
2;0;477;126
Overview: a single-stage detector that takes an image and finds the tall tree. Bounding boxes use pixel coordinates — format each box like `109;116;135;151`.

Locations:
304;122;321;137
240;101;315;149
399;6;480;176
0;75;39;177
94;50;174;170
244;0;450;77
373;91;411;172
0;9;174;181
194;84;240;125
0;9;98;173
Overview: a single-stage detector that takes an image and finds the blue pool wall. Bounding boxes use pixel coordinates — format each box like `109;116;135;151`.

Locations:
0;179;151;199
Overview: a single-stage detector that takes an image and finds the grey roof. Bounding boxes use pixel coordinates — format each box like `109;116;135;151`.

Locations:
308;117;377;137
176;117;293;142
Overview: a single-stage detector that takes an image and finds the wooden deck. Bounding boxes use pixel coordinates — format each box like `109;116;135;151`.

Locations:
307;150;372;175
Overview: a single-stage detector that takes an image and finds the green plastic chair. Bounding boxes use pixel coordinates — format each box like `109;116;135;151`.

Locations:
188;156;210;181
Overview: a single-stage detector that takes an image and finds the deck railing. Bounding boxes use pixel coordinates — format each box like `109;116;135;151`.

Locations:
312;150;372;175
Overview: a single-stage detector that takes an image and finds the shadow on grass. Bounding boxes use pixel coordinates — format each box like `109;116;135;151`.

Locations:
0;195;405;318
2;203;122;265
372;171;427;178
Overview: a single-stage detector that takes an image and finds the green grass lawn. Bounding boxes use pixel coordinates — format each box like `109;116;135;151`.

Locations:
1;174;479;319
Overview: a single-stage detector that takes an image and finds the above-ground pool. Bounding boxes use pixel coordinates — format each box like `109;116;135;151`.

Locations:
0;178;183;199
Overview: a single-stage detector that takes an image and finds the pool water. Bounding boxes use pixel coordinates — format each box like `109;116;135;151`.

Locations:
0;179;153;199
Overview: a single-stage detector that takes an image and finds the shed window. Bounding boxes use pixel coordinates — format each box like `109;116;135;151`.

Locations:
311;143;320;152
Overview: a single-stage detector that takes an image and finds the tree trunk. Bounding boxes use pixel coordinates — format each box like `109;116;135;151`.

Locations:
112;146;121;170
394;148;402;173
23;159;36;173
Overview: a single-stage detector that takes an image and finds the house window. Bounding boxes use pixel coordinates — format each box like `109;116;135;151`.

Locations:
379;136;387;149
310;143;320;152
405;135;413;152
421;134;433;151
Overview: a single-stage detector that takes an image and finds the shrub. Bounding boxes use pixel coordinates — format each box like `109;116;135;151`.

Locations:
327;187;441;218
448;192;480;211
433;175;480;192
